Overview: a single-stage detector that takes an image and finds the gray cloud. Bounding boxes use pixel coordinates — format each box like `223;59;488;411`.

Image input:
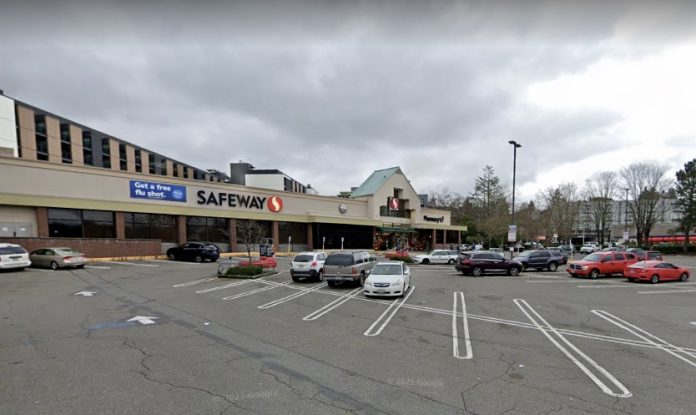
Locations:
1;0;694;198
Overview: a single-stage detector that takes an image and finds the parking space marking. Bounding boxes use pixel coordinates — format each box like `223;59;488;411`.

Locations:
302;287;363;321
452;291;473;359
258;282;328;309
638;289;696;295
514;299;632;398
149;259;200;265
691;322;696;327
84;265;111;270
104;261;159;267
364;287;415;337
526;280;576;284
196;279;253;293
222;281;293;301
173;277;217;288
593;310;696;369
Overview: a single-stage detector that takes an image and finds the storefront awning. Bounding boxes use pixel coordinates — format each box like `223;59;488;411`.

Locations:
376;226;417;233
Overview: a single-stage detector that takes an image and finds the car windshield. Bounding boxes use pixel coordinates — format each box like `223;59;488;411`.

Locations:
293;255;313;263
324;254;354;266
371;264;402;275
583;253;603;261
0;246;26;255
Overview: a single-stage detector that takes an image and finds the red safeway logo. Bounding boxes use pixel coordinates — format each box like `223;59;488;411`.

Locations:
268;196;283;212
389;197;399;210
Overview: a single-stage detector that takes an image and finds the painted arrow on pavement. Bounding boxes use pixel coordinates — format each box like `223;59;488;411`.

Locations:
74;291;97;297
127;316;159;325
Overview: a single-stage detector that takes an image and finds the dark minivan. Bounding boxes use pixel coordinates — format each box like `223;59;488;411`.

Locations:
455;252;523;276
167;242;220;263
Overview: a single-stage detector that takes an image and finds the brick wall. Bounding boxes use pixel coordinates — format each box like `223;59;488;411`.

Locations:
0;237;161;258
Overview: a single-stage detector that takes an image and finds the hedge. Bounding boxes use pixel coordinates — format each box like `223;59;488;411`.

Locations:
650;243;696;255
385;256;415;263
225;265;264;276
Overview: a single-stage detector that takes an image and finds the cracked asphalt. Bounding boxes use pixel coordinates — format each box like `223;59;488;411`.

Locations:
1;255;695;414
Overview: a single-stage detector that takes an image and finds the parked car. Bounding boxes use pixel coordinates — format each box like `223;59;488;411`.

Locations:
646;250;663;261
166;242;220;263
363;261;412;298
413;249;459;265
551;245;574;255
323;251;376;287
0;243;31;271
566;251;638;279
29;247;87;270
624;261;690;284
547;249;569;265
517;249;566;271
626;247;647;260
454;252;523;276
290;251;327;282
579;243;600;254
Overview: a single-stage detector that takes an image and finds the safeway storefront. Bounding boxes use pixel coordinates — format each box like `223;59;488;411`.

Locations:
0;158;466;257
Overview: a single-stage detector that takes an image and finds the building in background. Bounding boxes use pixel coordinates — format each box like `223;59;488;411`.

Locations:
228;162;313;194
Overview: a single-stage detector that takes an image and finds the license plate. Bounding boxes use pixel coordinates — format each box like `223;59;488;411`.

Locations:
377;289;385;294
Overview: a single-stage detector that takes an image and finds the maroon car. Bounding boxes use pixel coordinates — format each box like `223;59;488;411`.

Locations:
455;252;523;276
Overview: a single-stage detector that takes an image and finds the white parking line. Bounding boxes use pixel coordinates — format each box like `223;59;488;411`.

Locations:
691;322;696;327
222;281;292;301
104;261;159;267
592;310;696;369
638;289;696;295
526;280;576;284
173;277;218;288
196;279;253;293
149;259;200;265
302;287;363;321
577;285;633;288
452;291;473;359
514;299;631;398
258;283;328;309
84;265;111;270
364;287;415;337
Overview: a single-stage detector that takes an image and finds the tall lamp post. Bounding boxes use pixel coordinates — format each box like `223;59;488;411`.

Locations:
624;187;629;242
508;140;522;256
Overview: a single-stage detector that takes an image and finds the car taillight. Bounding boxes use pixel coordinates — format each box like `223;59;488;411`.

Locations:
352;267;358;275
460;259;471;265
311;261;317;267
64;256;73;262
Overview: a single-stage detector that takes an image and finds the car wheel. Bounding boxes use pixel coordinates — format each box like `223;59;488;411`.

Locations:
194;255;203;263
522;263;528;271
627;278;635;282
316;270;324;282
509;267;520;277
76;264;85;269
472;267;483;277
548;262;558;272
448;259;455;265
327;281;337;288
292;275;300;282
650;274;659;284
422;258;430;265
168;253;176;261
359;273;366;287
680;272;689;282
589;269;599;279
50;261;59;271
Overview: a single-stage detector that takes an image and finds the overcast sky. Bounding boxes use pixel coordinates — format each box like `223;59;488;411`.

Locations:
1;0;695;201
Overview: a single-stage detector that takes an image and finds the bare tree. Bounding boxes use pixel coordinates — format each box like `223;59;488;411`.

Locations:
675;159;696;251
583;171;618;245
236;220;266;265
536;183;580;243
620;162;672;246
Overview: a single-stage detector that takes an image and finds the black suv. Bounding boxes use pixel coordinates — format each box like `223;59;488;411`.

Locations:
516;249;565;271
455;252;523;276
167;242;220;263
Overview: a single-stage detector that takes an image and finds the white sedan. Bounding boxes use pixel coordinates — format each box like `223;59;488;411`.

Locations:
364;261;412;298
413;249;459;265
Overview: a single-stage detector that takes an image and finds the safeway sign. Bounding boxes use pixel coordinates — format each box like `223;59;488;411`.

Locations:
508;225;517;242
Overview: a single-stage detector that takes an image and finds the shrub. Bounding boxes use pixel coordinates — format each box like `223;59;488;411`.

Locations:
387;256;415;263
225;265;264;276
650;243;696;255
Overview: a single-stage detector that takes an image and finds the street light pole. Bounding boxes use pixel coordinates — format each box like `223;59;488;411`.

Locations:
508;140;522;257
624;187;629;241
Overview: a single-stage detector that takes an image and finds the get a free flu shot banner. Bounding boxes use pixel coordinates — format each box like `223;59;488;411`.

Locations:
129;180;187;202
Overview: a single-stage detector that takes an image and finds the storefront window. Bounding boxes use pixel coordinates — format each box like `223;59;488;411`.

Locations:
48;208;114;238
447;230;459;244
125;213;176;242
436;230;444;244
187;216;229;243
278;222;307;245
312;223;372;249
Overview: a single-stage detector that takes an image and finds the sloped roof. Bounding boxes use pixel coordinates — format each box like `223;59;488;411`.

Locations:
350;167;402;197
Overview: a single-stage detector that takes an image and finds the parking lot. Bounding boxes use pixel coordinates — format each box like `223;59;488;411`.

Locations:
2;255;696;414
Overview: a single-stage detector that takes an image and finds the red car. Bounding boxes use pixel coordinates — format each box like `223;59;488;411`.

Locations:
566;251;638;279
624;261;690;284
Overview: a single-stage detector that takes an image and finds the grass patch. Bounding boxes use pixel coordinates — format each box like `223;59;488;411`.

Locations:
219;265;276;279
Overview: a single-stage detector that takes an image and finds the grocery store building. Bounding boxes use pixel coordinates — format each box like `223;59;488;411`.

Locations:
0;91;466;258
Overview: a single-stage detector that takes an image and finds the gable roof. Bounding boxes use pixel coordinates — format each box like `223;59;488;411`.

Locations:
350;167;403;198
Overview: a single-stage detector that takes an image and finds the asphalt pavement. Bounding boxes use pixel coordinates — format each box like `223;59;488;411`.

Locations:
1;255;696;414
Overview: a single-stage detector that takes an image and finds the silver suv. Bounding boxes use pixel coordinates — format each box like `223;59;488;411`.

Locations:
290;251;327;282
323;251;377;287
